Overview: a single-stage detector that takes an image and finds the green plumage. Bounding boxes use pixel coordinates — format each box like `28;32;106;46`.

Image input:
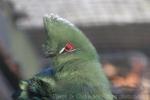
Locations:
13;14;114;100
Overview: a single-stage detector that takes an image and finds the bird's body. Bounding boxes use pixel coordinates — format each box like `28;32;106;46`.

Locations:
13;14;114;100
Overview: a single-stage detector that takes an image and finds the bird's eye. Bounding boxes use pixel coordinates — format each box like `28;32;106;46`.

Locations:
59;42;76;54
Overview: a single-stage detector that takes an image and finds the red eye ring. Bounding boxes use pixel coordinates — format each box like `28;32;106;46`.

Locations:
59;42;76;54
64;42;75;52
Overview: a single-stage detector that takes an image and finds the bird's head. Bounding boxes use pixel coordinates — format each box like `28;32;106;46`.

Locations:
43;14;98;63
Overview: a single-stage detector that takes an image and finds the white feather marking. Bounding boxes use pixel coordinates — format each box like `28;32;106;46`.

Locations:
59;47;65;54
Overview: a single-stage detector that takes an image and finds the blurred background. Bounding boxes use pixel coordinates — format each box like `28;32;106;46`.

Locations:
0;0;150;99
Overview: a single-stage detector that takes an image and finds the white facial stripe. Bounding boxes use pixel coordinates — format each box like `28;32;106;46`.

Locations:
59;47;65;54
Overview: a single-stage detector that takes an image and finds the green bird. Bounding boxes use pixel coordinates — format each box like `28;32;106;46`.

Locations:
13;14;114;100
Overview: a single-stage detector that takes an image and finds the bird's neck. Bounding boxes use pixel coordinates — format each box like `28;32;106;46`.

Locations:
51;52;96;72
